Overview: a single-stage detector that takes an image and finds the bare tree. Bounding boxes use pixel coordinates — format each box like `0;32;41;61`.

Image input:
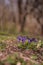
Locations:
18;0;29;32
0;0;5;31
32;0;43;36
21;0;29;32
18;0;22;24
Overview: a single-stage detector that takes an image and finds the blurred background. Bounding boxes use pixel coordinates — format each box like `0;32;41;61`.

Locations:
0;0;43;37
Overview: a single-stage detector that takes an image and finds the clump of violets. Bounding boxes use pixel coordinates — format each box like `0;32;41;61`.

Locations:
17;36;27;43
28;38;38;42
17;36;38;43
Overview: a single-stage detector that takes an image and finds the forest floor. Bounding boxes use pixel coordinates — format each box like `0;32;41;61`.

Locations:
0;35;43;65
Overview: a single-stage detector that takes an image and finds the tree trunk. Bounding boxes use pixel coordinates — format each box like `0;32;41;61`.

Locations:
21;15;26;32
18;0;22;24
21;13;28;32
41;24;43;36
21;0;29;32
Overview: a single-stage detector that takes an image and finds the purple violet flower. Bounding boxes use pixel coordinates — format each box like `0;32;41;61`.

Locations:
21;37;26;43
17;36;22;42
23;36;27;40
31;38;38;42
27;38;32;43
